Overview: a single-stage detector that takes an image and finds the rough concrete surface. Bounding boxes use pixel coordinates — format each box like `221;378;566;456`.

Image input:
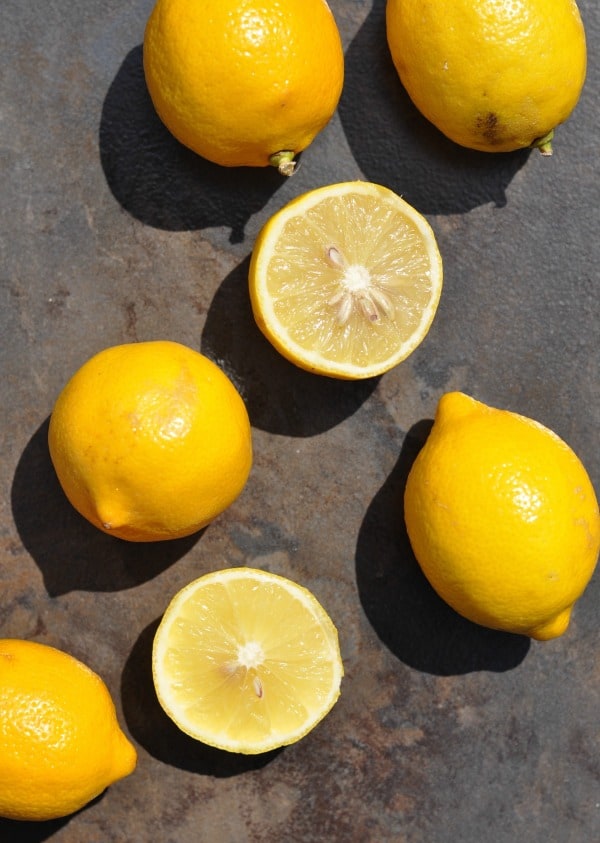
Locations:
1;1;599;841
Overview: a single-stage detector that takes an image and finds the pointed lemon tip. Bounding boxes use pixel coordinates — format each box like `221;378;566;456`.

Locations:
436;391;483;424
111;731;137;782
528;607;573;641
95;498;130;535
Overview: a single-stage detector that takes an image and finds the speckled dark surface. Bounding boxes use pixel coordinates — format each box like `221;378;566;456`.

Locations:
1;1;599;841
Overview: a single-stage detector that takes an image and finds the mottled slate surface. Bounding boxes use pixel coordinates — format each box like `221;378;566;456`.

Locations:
1;1;598;841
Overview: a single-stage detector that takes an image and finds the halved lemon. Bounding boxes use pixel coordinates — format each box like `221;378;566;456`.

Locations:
249;181;443;379
152;567;344;754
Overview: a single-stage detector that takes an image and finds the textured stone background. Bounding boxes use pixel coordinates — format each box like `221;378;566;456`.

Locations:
1;1;599;841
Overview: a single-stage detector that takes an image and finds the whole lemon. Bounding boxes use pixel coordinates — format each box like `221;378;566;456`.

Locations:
404;392;600;640
48;341;252;542
386;0;587;154
0;639;136;821
143;0;344;173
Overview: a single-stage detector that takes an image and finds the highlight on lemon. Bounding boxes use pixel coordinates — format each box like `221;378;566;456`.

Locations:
0;639;136;822
48;340;252;542
143;0;344;173
386;0;587;154
248;181;443;379
152;567;344;754
404;392;600;640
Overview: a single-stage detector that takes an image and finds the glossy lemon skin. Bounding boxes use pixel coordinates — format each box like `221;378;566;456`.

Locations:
386;0;587;152
404;392;600;639
0;639;136;821
143;0;344;167
48;341;252;542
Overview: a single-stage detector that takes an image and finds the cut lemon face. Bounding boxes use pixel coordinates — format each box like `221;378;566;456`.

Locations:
152;567;344;754
248;181;443;379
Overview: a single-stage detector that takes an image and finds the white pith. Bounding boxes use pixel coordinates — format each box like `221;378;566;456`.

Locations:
326;245;394;325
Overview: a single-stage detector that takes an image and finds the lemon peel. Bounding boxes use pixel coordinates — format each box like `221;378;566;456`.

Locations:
404;392;600;640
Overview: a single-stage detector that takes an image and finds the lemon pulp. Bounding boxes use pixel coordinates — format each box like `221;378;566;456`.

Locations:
249;181;443;379
152;568;343;754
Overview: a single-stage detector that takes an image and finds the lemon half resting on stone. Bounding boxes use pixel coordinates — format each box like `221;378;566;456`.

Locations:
152;568;343;754
248;181;443;379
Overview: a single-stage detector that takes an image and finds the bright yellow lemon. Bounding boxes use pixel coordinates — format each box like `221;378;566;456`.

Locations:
143;0;344;173
404;392;600;639
48;341;252;542
0;639;136;821
386;0;587;154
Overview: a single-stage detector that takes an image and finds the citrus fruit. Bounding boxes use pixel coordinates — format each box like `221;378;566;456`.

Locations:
248;181;443;379
152;567;344;754
0;639;136;821
386;0;587;154
48;341;252;542
143;0;344;173
404;392;600;640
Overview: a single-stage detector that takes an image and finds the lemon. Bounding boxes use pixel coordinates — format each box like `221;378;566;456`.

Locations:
152;568;344;754
0;639;136;821
48;341;252;542
143;0;344;173
248;181;443;379
386;0;587;154
404;392;600;640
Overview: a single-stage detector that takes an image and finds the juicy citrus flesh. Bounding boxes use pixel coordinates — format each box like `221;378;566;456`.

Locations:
249;181;443;379
0;639;136;822
48;341;252;542
152;568;344;754
143;0;344;169
404;392;600;640
386;0;587;153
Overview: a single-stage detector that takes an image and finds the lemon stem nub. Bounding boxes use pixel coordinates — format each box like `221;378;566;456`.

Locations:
269;150;297;176
533;129;554;156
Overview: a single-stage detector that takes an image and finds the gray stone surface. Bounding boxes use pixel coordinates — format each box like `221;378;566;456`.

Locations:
1;0;599;841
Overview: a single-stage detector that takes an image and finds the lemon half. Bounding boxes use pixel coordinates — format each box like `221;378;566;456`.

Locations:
249;181;443;379
152;568;344;754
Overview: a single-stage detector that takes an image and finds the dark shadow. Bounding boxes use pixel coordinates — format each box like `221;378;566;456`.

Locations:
356;419;531;675
99;46;286;244
200;257;379;436
0;793;105;841
11;419;200;596
0;818;71;842
339;0;529;214
122;619;282;776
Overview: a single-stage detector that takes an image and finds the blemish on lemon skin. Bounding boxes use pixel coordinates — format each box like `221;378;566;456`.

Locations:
476;111;500;144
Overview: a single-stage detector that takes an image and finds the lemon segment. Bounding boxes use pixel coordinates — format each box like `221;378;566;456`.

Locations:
249;181;443;379
152;568;343;754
